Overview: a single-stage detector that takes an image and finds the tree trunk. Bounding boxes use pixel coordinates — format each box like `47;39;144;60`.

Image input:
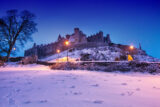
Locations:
5;45;12;62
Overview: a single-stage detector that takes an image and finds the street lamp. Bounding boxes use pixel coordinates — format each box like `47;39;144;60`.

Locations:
129;45;134;55
57;49;60;62
57;49;60;53
65;41;69;46
128;45;134;61
129;45;134;50
64;40;70;62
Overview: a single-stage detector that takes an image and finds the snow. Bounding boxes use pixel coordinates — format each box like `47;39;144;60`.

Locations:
1;64;160;107
40;46;159;63
40;46;122;62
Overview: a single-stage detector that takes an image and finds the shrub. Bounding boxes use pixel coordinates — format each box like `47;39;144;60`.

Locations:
9;57;24;62
115;57;120;61
0;60;4;66
80;53;91;61
120;55;127;60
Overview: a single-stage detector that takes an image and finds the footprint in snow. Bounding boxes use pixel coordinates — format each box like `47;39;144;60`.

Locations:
153;86;160;90
65;75;71;78
72;77;77;80
16;89;21;93
6;93;12;98
37;87;41;90
9;98;15;105
70;85;75;89
91;84;99;87
39;100;48;103
127;91;134;96
60;80;65;82
26;82;32;85
136;88;140;91
120;91;134;96
23;101;31;104
51;77;54;80
73;92;82;95
120;93;125;96
121;83;127;86
9;81;16;84
93;100;103;104
65;92;68;96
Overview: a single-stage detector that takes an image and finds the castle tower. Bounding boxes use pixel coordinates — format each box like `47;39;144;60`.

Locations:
32;43;38;56
139;43;142;50
106;34;111;44
58;34;62;41
74;28;79;34
66;34;70;40
33;43;36;48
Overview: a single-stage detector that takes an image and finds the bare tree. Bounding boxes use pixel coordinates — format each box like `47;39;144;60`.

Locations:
0;9;37;61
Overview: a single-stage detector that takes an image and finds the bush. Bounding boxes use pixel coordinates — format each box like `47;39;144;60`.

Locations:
0;56;6;62
115;57;120;61
9;57;24;62
0;60;4;66
136;62;149;68
120;55;127;60
80;53;91;61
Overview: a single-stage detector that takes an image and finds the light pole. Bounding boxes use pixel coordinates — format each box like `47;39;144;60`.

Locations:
129;45;134;55
57;49;60;62
65;41;69;62
128;45;134;61
129;45;134;50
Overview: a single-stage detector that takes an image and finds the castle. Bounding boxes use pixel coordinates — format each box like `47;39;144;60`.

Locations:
24;28;112;58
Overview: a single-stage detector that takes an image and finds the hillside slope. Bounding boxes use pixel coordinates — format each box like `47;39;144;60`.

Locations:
40;45;159;62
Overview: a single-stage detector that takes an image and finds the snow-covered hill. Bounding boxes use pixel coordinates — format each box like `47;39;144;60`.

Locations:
40;46;159;62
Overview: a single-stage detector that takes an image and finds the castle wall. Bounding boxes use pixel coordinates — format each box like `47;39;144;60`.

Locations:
87;31;104;42
24;28;111;59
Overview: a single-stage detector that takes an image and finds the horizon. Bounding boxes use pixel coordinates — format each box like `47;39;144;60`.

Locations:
1;0;160;59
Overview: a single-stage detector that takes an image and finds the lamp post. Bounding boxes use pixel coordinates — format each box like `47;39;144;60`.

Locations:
65;41;69;62
129;45;134;50
57;49;60;62
129;45;134;55
128;45;134;61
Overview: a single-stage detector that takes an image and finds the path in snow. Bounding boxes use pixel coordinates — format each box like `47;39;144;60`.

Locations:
0;64;160;107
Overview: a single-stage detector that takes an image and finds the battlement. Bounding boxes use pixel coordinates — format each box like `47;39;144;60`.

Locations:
74;28;79;34
24;28;112;58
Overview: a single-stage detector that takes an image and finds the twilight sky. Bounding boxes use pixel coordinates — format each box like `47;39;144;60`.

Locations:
1;0;160;58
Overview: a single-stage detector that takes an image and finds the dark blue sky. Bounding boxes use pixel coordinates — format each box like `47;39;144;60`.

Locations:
1;0;160;58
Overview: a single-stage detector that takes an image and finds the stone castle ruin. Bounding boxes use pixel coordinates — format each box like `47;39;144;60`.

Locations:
24;28;113;58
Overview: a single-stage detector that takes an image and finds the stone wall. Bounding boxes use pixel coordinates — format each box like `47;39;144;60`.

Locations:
87;31;111;44
24;28;111;58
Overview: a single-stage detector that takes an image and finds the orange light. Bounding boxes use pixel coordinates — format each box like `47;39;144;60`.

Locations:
65;41;69;46
57;49;60;53
13;48;16;50
130;45;134;50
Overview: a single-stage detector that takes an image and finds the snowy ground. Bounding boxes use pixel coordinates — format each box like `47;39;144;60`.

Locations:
0;64;160;107
40;46;159;62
